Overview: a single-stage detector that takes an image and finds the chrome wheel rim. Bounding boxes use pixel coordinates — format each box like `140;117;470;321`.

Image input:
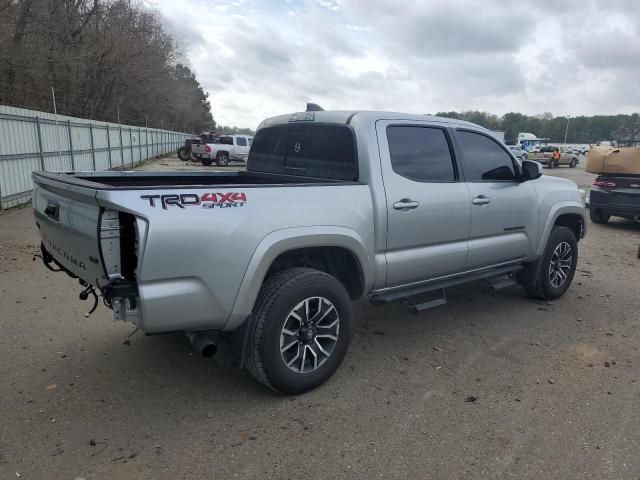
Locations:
280;297;340;374
548;241;573;288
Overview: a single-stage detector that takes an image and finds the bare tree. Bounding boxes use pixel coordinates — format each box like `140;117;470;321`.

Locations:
0;0;214;131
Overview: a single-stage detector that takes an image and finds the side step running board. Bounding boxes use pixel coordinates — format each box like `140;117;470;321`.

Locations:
403;289;448;313
370;264;523;310
487;274;517;290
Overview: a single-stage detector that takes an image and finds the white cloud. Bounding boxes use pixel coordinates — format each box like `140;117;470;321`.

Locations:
317;0;343;11
154;0;640;127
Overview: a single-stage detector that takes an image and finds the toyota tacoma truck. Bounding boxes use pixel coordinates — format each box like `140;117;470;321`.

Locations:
191;134;253;166
32;109;587;394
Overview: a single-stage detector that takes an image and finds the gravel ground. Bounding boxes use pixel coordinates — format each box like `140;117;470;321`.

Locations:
1;156;639;479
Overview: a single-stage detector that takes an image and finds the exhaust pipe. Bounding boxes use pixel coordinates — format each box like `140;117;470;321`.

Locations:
186;332;217;358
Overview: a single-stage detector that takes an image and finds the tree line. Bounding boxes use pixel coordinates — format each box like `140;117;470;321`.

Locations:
436;110;640;145
0;0;215;132
216;125;255;136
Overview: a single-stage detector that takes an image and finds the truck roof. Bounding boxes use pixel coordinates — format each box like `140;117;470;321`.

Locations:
258;110;490;132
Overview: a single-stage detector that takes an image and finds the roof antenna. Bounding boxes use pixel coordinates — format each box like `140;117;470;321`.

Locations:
306;103;324;112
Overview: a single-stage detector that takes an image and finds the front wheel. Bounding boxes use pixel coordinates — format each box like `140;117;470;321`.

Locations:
569;158;577;168
519;226;578;300
246;268;353;394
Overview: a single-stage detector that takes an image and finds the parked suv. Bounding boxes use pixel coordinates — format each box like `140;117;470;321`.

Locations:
589;175;640;223
32;110;587;393
508;145;527;160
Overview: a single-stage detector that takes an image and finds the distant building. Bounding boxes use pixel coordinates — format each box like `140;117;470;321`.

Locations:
517;132;550;151
491;130;505;143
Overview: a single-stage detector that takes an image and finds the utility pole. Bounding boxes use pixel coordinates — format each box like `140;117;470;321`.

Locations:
51;87;62;157
564;115;570;144
51;87;57;115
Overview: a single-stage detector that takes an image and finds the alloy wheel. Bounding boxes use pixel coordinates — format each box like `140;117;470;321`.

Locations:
548;241;573;288
280;297;340;373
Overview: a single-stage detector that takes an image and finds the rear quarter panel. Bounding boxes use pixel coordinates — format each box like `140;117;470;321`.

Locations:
97;184;375;333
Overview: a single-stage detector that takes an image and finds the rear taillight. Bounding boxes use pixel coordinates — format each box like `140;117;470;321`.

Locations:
593;179;616;188
205;145;211;153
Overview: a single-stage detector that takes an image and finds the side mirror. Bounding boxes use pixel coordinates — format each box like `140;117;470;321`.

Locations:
521;159;543;181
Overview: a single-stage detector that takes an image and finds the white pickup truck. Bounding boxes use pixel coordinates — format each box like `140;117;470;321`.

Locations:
191;134;253;166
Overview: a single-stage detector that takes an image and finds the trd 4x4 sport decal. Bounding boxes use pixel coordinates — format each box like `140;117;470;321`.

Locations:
141;192;247;210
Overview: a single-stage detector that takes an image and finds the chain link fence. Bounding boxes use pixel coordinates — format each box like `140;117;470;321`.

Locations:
0;105;190;209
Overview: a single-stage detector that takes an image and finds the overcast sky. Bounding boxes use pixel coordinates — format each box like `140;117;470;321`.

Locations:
155;0;640;128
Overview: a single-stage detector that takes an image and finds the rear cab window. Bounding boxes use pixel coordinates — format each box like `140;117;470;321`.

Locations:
236;136;247;147
249;124;358;181
455;130;518;181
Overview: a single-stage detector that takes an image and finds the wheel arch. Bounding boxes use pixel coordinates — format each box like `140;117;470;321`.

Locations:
536;203;586;256
224;226;373;331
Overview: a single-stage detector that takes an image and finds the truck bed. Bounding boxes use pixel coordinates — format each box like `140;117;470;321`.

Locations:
33;170;352;189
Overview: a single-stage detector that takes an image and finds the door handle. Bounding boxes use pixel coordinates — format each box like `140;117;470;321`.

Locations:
472;195;491;206
393;199;420;211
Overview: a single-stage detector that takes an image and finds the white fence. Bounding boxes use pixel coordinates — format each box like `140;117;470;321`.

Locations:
0;105;190;209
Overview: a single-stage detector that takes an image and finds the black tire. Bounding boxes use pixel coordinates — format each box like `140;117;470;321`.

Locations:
569;158;577;168
216;152;229;166
177;147;189;161
246;267;353;395
201;158;213;166
589;206;610;224
519;226;578;300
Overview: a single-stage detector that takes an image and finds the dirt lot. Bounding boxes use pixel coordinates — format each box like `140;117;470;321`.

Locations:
1;157;639;479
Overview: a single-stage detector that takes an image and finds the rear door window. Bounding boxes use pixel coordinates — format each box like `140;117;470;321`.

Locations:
387;126;456;182
456;130;517;181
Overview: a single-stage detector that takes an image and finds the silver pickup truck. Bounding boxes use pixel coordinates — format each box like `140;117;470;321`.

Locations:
32;110;587;394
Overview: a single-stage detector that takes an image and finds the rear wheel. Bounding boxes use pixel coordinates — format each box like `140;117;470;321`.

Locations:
519;226;578;300
569;158;577;168
246;267;353;394
216;152;229;166
589;206;610;224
